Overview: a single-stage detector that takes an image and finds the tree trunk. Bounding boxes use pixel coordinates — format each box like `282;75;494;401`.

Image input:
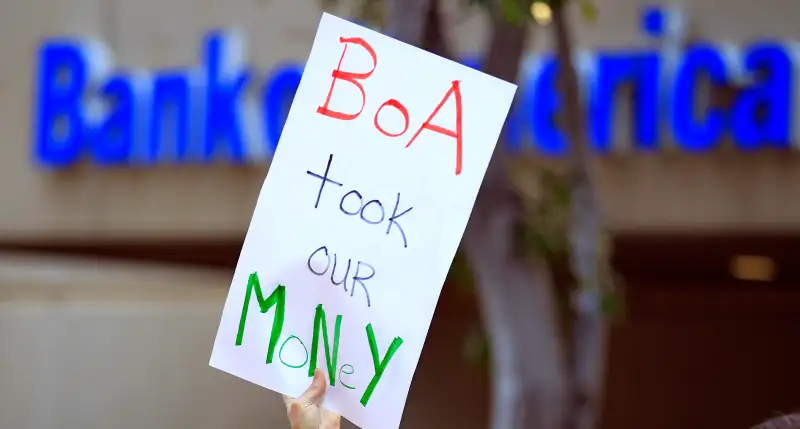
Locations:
463;5;569;429
383;2;586;428
551;5;609;429
464;218;569;429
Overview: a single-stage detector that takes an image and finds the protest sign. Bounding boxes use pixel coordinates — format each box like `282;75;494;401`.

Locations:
209;13;516;429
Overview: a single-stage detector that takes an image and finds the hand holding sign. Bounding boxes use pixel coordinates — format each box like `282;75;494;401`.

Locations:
283;369;341;429
210;13;516;429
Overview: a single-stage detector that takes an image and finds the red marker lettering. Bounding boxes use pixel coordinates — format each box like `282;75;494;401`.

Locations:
405;81;464;175
373;99;410;137
317;37;378;121
316;38;465;176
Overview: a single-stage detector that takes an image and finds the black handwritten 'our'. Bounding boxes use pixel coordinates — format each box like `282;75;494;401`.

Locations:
306;153;413;248
307;245;375;307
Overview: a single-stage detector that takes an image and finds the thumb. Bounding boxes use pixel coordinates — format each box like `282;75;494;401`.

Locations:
297;368;327;406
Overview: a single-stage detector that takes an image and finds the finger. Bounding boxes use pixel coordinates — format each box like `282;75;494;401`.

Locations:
286;401;303;425
321;408;342;429
282;394;294;406
297;368;327;406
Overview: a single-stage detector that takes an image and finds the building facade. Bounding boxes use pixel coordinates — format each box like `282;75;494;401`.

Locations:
1;0;799;428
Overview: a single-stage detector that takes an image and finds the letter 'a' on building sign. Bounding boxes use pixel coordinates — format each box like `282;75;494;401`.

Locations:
208;13;516;429
31;4;797;169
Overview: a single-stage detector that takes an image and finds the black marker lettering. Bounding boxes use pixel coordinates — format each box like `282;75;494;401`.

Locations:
351;261;374;307
331;254;352;291
306;154;343;208
387;192;412;248
305;154;413;249
340;190;364;216
308;246;331;276
360;200;385;224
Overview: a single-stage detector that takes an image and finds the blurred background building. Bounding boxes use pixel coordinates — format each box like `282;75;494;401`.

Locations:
1;0;799;428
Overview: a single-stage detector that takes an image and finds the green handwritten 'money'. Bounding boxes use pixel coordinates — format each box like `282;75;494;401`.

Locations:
308;304;342;384
361;324;403;406
235;271;404;406
235;272;285;363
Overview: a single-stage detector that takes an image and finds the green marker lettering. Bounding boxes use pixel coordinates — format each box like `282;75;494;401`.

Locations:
279;335;309;369
235;272;286;364
339;364;356;390
360;323;403;406
308;304;342;386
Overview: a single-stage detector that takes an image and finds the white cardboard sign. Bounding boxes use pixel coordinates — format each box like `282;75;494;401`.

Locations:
209;13;516;429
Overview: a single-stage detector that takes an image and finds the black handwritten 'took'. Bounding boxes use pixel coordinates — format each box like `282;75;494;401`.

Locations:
306;154;413;248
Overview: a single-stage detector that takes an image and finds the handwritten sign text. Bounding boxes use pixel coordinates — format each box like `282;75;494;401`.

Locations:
210;13;516;429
